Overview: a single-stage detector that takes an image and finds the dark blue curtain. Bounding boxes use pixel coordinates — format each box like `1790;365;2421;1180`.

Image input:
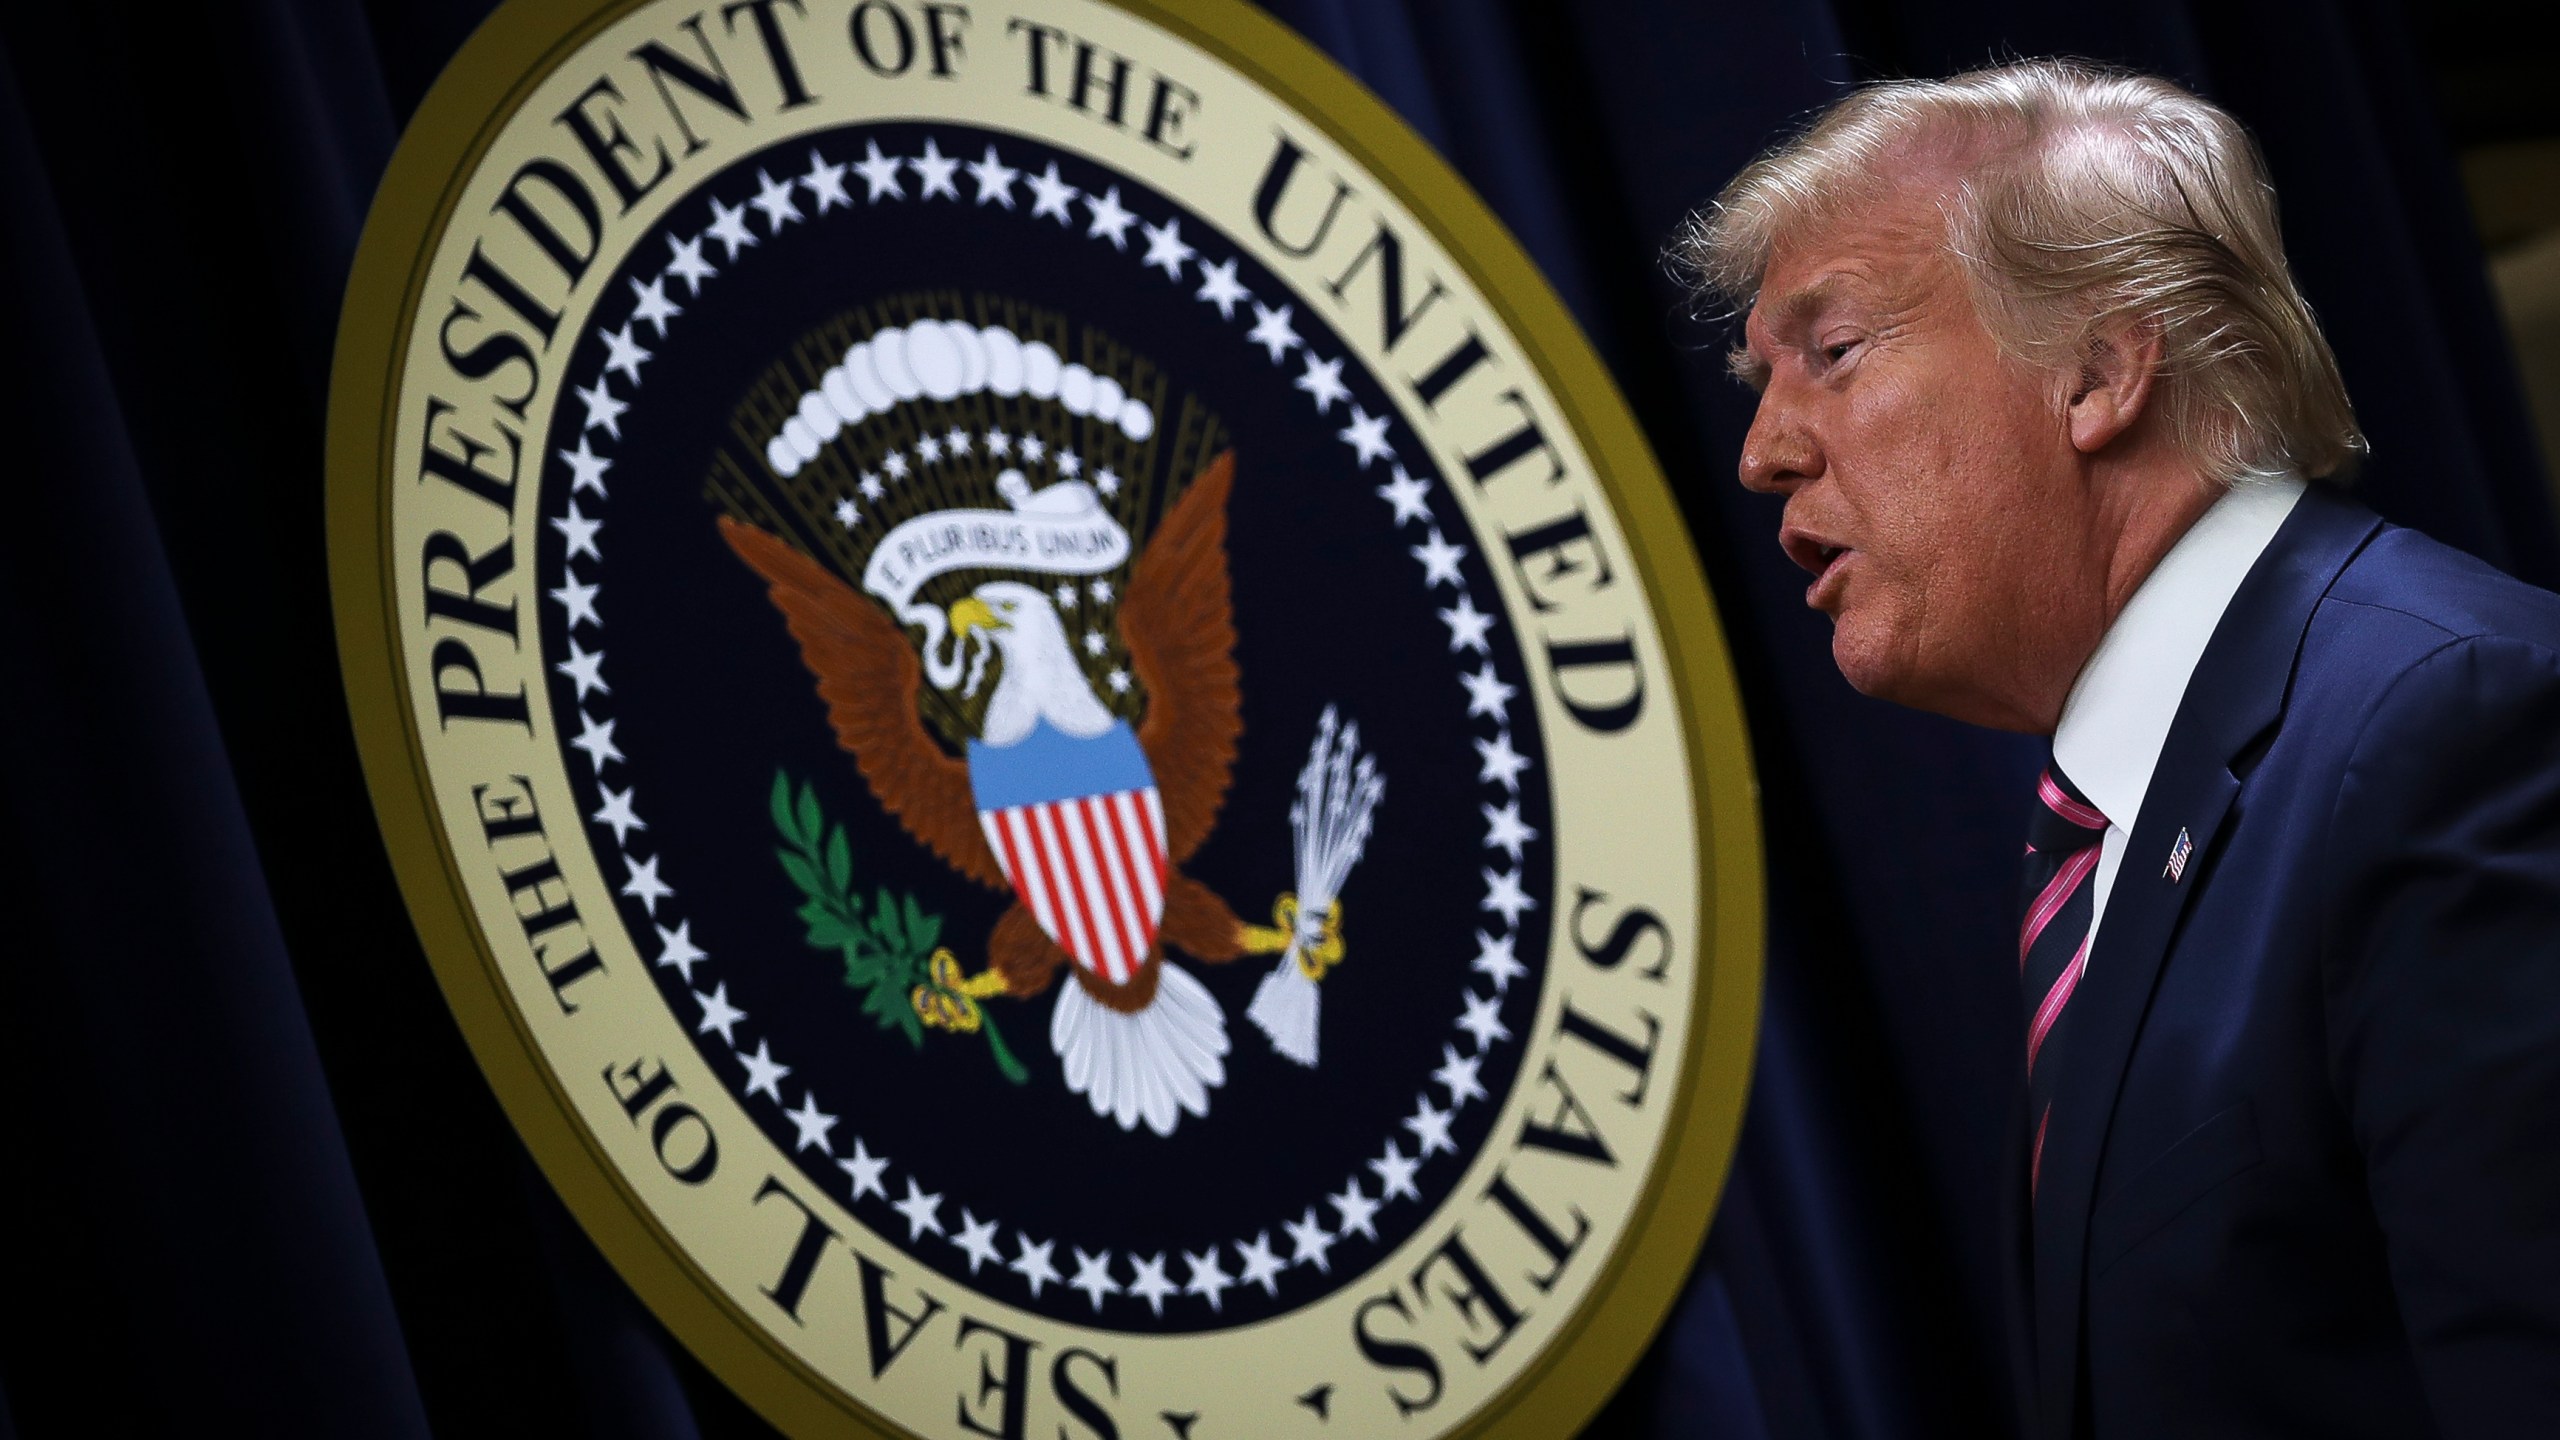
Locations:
1;2;2543;1436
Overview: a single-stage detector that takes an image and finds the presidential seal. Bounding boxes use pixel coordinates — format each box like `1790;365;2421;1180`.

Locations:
329;1;1761;1435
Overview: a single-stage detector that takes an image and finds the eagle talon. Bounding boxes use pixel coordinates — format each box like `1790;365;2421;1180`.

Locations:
910;948;1030;1084
911;947;1010;1033
1296;898;1345;980
1239;893;1345;981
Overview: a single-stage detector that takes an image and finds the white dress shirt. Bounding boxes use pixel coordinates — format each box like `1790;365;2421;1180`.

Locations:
2051;476;2307;964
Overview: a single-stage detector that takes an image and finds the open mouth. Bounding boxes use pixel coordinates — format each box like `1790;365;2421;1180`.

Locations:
1800;542;1852;607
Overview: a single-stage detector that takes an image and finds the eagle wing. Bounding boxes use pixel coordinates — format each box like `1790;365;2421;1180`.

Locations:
1122;452;1242;866
719;517;1005;890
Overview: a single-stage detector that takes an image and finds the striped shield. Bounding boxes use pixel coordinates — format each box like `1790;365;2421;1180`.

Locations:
967;720;1167;985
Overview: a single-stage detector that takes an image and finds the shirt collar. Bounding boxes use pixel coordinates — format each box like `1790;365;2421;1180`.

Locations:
2051;476;2307;832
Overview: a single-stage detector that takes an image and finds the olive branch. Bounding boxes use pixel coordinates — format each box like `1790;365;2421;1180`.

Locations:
769;771;1025;1083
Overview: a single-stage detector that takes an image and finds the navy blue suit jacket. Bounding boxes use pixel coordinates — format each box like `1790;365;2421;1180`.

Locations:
2026;486;2560;1437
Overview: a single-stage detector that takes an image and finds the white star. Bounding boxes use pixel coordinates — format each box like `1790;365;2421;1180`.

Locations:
833;497;859;528
953;1210;1002;1273
858;471;885;500
1289;356;1348;417
1107;669;1130;694
1483;799;1537;859
1053;584;1078;609
569;712;622;770
890;1179;944;1240
1057;449;1082;478
663;231;716;293
854;141;905;200
738;1040;789;1101
1439;594;1493;653
966;144;1018;207
1337;404;1393;468
1329;1179;1380;1242
1484;850;1536;917
1026;162;1078;222
1284;1208;1336;1273
1009;1235;1060;1298
1083;631;1107;657
1083;185;1136;248
882;450;910;479
554;637;608;697
945;426;973;455
1246;301;1300;362
910;138;961;199
694;982;746;1044
574;377;628;438
1235;1232;1286;1297
1195;256;1249;318
1069;1249;1119;1311
1126;1253;1176;1315
628;273;681;335
1090;578;1114;603
1482;867;1536;926
801;147;851;212
750;167;803;230
1457;989;1512;1050
654;919;705;981
600;323;651;386
593;784;644;845
985;427;1011;456
620;852;673;914
1095;467;1121;496
1472;929;1526;993
550;574;601;629
1366;474;1431;540
1140;215;1196;277
1461;663;1516;720
1475;731;1531;791
916;433;944;464
838;1138;889;1201
558;437;612;496
1181;1247;1233;1311
1369;1141;1421;1203
1017;434;1045;463
783;1091;834;1158
1434;1043;1488;1107
706;196;759;259
1411;528;1467;588
1404;1096;1457;1157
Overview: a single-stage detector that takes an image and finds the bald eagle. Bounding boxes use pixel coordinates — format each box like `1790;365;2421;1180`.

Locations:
720;455;1256;1135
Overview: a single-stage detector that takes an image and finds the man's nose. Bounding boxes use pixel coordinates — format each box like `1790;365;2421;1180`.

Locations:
1738;398;1819;495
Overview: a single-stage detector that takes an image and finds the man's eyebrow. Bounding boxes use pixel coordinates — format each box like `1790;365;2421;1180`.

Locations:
1726;274;1847;393
1728;345;1771;393
1757;274;1849;330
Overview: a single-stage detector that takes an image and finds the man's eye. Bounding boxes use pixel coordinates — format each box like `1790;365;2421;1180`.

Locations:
1821;340;1857;365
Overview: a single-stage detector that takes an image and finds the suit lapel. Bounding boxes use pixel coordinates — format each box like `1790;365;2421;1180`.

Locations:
2031;487;2382;1436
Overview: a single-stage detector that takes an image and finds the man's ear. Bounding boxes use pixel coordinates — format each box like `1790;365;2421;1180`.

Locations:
2067;322;2163;455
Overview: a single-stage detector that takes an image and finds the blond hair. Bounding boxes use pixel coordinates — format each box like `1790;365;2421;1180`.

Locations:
1677;59;2365;486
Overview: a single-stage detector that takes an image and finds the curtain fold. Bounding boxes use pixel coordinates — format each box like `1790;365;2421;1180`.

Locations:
0;33;430;1438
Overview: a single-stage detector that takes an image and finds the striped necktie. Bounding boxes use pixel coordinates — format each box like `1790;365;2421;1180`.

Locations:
2021;762;2108;1197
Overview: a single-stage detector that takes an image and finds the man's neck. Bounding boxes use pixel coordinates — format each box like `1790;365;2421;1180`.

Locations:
2015;460;2223;733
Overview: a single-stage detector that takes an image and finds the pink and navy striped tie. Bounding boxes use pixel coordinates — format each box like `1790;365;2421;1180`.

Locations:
2021;762;2108;1199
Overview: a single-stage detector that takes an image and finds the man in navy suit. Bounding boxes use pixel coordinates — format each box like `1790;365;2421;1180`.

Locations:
1684;60;2560;1436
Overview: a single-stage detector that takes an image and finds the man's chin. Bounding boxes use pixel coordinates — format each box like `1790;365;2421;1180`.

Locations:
1831;634;2047;731
1828;626;1907;702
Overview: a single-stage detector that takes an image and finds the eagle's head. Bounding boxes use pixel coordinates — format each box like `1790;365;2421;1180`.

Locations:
954;580;1113;744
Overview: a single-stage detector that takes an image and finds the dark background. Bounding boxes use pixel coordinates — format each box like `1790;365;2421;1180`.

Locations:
2;1;2552;1436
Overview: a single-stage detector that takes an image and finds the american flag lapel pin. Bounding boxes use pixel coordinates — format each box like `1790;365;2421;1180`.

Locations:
2164;827;2193;882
